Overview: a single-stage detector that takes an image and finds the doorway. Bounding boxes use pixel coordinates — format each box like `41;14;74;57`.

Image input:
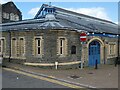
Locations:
89;41;100;66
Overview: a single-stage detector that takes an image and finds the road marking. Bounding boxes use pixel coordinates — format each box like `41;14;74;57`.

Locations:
3;68;83;89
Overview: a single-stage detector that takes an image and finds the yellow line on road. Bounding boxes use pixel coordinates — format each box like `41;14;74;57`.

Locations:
3;68;83;89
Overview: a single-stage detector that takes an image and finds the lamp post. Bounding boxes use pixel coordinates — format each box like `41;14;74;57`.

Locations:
80;32;87;69
115;34;119;66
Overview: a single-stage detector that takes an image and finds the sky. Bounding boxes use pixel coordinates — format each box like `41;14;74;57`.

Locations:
1;1;119;24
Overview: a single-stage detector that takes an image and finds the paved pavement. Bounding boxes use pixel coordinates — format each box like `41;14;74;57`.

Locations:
2;62;118;88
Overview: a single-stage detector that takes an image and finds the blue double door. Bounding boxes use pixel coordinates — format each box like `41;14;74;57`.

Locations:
89;41;100;66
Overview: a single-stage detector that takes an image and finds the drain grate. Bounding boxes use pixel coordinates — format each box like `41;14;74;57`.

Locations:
69;75;80;79
88;72;93;74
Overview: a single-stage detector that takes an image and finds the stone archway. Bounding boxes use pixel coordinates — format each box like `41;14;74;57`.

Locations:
86;37;105;66
87;37;104;48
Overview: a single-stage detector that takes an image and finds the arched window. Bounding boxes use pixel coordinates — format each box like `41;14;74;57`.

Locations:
71;45;76;54
0;38;5;55
15;14;19;21
11;38;17;57
10;13;14;20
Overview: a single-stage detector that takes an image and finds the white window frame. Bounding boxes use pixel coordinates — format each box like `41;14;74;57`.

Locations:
0;39;3;55
34;36;43;56
0;37;5;55
36;39;41;55
6;13;9;19
57;37;67;57
3;12;6;19
108;42;116;56
60;39;64;55
10;13;14;21
15;14;19;21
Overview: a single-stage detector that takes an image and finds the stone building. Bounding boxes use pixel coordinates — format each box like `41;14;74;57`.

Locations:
0;4;1;23
1;4;119;69
1;1;22;23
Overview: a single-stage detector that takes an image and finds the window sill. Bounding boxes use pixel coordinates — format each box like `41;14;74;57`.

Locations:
59;55;66;57
10;57;26;59
34;55;43;58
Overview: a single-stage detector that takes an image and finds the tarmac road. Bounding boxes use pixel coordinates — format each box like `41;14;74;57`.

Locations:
2;70;71;88
2;68;118;90
2;69;71;88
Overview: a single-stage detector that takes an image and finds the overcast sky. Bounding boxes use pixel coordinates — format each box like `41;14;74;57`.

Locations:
1;0;118;24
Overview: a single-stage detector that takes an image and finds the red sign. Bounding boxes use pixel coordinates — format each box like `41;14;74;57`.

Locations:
80;33;87;42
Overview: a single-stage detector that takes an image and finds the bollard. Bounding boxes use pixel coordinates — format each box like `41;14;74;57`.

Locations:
115;57;117;67
95;59;98;69
0;57;2;65
81;60;83;69
55;62;58;70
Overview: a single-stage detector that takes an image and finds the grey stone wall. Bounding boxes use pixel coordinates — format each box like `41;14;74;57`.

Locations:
2;29;118;67
24;30;82;63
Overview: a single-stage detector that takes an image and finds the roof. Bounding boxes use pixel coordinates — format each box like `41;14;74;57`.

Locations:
2;1;21;13
35;4;115;24
1;4;118;34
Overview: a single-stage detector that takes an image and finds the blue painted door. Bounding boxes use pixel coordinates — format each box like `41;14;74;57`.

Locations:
89;41;100;66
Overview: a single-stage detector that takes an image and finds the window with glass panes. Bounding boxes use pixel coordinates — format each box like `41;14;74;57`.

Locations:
35;38;41;55
59;38;65;55
109;44;115;55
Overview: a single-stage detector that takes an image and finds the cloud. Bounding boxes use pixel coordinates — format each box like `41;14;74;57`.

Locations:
115;21;118;24
65;7;111;21
28;6;112;22
0;0;10;4
28;7;39;16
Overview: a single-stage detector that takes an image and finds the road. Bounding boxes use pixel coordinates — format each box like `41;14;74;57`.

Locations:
2;69;71;88
2;68;83;89
1;68;118;90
